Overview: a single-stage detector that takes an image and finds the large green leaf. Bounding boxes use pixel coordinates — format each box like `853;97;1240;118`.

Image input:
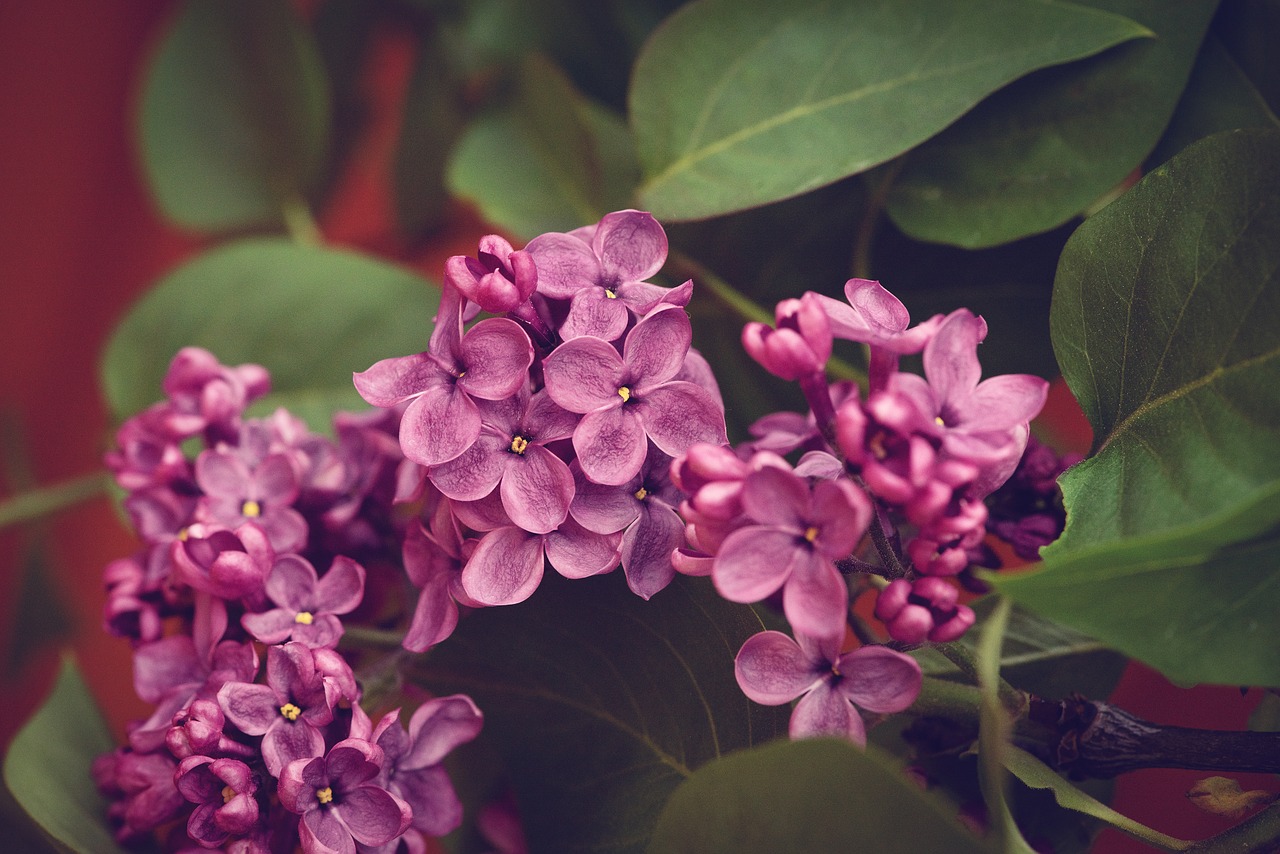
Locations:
139;0;329;232
3;658;128;854
630;0;1149;221
101;239;439;429
414;572;788;853
887;0;1215;249
647;737;993;853
447;56;640;241
995;128;1280;686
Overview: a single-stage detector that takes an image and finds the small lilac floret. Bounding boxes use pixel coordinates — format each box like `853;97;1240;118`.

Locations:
241;554;366;648
741;293;832;381
428;387;578;535
711;465;870;639
525;210;674;340
354;283;535;466
461;516;621;607
734;630;922;745
814;279;944;392
543;304;727;486
446;235;539;313
194;446;307;553
162;347;270;443
277;738;412;854
175;755;261;847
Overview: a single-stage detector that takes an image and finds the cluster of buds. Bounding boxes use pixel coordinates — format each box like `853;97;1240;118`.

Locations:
672;278;1050;741
96;348;481;851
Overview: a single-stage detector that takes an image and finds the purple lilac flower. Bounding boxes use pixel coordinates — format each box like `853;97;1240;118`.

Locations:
570;450;685;599
129;637;258;753
874;577;975;643
813;278;944;392
278;739;412;854
161;347;270;444
241;555;366;648
525;209;675;340
217;642;342;777
175;756;261;848
985;435;1080;561
741;292;833;382
94;747;187;843
711;465;870;639
543;304;727;486
105;406;192;492
734;630;922;744
170;521;275;612
354;283;535;466
446;234;539;314
428;386;578;535
354;695;484;841
194;444;308;553
401;496;479;652
889;309;1048;497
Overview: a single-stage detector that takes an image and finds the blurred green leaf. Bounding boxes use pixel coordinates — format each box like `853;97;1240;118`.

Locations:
647;738;994;853
1147;33;1280;168
914;600;1127;702
139;0;330;232
101;239;439;430
3;658;128;854
887;0;1215;248
447;56;640;239
415;572;788;853
996;128;1280;685
631;0;1149;221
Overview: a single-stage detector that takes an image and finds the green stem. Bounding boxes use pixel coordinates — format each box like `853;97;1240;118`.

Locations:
666;250;867;385
851;157;906;280
909;676;983;726
340;625;407;650
0;471;113;529
282;195;323;246
934;640;1025;713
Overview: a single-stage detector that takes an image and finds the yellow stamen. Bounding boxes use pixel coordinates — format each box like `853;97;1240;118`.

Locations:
803;526;820;543
617;386;632;402
510;435;529;455
633;487;648;501
221;785;237;804
869;433;887;460
295;611;314;625
604;289;618;299
316;787;333;805
934;415;945;427
241;499;262;518
177;527;189;541
280;703;302;721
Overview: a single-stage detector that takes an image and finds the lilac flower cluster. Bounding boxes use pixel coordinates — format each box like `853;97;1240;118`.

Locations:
672;278;1049;743
96;347;481;851
354;209;727;637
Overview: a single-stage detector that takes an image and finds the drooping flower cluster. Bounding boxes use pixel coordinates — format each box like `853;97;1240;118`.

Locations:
674;276;1049;742
354;209;727;638
95;347;481;851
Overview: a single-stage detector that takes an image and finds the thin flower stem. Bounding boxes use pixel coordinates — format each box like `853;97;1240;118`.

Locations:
340;625;407;650
851;157;906;281
866;503;908;580
282;195;323;246
934;640;1024;713
666;250;867;384
0;471;113;529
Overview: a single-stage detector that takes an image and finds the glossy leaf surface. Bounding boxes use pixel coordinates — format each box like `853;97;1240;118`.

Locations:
631;0;1149;220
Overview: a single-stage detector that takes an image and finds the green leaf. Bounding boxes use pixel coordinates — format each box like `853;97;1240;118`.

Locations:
630;0;1150;221
1004;746;1192;851
1147;33;1280;168
413;572;788;853
887;0;1214;249
914;600;1127;701
139;0;329;232
3;658;129;854
101;239;439;430
995;128;1280;685
447;56;640;240
647;738;994;854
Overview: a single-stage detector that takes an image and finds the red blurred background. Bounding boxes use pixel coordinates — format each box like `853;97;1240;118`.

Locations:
0;3;1270;851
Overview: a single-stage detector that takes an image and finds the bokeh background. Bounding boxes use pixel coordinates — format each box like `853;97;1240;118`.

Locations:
0;3;1270;852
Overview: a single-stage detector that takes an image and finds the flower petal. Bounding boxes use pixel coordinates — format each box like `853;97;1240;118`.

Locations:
781;554;849;640
542;336;627;414
402;695;484;770
790;683;866;745
400;385;480;466
500;445;574;535
428;433;507;501
354;352;441;408
734;631;821;705
593;210;667;284
837;645;923;714
461;527;544;606
623;304;690;387
635;383;727;458
525;231;602;298
456;318;534;400
314;556;366;615
620;501;682;599
544;517;621;579
573;406;648;487
712;526;801;603
337;786;413;847
560;288;630;341
923;309;985;407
